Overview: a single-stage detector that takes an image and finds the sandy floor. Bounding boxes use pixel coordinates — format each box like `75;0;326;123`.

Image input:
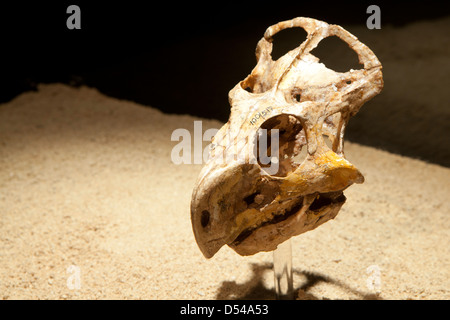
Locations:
0;84;449;300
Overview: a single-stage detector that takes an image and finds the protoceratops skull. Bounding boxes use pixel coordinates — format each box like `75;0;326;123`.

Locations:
191;17;383;258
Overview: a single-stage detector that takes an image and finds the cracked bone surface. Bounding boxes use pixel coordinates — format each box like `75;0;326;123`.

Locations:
191;17;383;258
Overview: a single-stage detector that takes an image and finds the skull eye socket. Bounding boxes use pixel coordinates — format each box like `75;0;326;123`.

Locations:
256;114;307;177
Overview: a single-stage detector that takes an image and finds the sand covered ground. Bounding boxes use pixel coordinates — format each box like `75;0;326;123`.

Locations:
0;84;448;300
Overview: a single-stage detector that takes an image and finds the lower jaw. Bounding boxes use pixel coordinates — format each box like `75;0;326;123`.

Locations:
228;192;346;256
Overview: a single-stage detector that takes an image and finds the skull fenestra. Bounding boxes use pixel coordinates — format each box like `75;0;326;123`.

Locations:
191;17;383;258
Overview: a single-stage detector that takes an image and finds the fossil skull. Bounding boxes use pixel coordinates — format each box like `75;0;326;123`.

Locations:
191;17;383;258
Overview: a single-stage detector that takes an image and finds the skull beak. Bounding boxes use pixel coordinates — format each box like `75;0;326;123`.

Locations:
191;163;250;258
190;175;227;259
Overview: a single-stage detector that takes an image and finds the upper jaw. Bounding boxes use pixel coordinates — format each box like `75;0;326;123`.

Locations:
231;190;346;243
191;158;356;258
228;190;347;256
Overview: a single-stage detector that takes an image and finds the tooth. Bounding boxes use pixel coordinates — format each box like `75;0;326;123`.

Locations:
303;194;317;208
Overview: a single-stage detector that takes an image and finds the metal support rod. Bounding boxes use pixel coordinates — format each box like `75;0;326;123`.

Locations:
273;239;294;300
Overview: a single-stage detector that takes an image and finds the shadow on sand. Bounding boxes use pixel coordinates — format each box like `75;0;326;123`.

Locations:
216;262;382;300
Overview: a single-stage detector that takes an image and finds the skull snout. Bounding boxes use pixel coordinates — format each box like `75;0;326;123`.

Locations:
191;163;260;258
190;172;232;258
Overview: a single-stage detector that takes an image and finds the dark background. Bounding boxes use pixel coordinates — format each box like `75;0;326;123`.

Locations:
1;1;449;166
